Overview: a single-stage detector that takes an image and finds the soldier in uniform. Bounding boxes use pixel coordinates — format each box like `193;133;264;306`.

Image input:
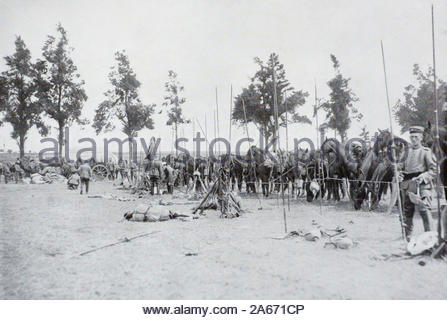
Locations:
107;160;115;180
398;126;436;241
163;162;176;194
146;159;163;195
129;161;137;184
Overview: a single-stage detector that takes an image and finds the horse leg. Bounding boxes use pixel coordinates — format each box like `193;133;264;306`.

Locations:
237;174;242;192
335;181;340;201
263;178;269;197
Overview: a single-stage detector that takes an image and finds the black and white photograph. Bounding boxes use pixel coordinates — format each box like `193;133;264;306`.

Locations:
0;0;446;309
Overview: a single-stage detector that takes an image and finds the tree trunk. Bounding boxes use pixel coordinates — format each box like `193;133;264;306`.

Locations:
272;125;277;152
19;133;26;158
264;126;269;151
58;123;64;162
175;121;178;157
341;130;346;143
128;136;133;163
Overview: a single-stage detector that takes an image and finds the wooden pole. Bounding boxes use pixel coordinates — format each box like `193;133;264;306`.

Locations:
215;87;221;157
381;41;406;243
192;119;196;171
285;93;291;208
242;99;263;210
315;82;324;215
229;84;233;147
213;107;217;157
205;114;208;158
431;5;443;243
273;68;288;233
273;71;279;153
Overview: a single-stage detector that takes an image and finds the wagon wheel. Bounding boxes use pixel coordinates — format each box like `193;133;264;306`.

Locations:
92;164;109;181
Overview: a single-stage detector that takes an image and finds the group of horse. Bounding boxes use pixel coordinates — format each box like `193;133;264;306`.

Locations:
158;131;390;211
162;116;447;212
3;111;446;214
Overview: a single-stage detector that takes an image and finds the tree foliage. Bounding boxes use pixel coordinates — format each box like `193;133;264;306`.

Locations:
359;125;370;144
320;54;362;142
162;70;188;151
0;36;48;157
393;64;446;133
232;53;310;147
35;24;88;159
93;51;155;159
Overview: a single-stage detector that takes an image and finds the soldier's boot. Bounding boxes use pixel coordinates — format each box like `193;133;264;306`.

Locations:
419;210;433;232
403;215;413;242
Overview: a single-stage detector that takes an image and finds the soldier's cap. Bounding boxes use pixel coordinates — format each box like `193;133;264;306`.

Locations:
408;126;424;134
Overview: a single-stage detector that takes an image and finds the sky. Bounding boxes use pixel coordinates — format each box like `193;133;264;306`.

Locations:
0;0;446;159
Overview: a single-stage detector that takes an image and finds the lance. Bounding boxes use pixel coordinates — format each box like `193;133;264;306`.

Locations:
213;108;217;157
242;99;263;210
196;116;211;190
215;87;221;157
205;114;208;158
431;5;443;245
192;119;196;169
229;84;233;146
170;125;174;155
273;68;280;207
195;117;211;152
273;68;288;233
314;82;324;215
227;85;233;191
381;41;407;243
284;92;291;211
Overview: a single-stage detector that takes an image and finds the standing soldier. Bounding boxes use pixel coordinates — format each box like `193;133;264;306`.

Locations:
14;158;23;183
130;161;137;184
107;159;115;180
78;160;92;195
123;160;130;182
164;162;176;194
398;126;436;241
117;158;125;181
146;160;162;195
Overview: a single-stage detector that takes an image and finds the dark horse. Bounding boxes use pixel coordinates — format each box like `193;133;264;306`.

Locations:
321;138;362;205
246;146;274;197
352;130;395;210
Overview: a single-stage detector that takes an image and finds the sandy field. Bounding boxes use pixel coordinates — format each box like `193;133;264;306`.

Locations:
0;181;445;300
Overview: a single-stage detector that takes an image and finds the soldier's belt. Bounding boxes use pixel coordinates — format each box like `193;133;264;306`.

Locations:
402;172;423;181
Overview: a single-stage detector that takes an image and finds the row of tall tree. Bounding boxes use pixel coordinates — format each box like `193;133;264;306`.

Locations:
0;24;187;159
232;53;362;145
0;24;87;158
1;24;445;158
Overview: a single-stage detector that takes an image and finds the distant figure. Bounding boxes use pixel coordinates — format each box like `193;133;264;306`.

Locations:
146;160;163;195
130;161;137;183
107;160;116;180
117;158;125;181
164;163;176;194
67;172;80;190
78;161;92;195
14;158;24;183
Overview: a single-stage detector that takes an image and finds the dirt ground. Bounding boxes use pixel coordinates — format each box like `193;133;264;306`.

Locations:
0;181;445;300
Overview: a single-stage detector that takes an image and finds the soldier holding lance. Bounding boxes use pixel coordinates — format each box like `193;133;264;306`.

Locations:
398;126;437;241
